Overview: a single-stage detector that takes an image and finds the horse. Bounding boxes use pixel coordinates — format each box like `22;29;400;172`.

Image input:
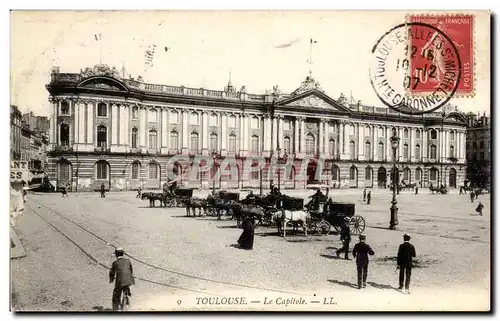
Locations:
272;210;311;237
57;186;68;197
183;197;207;217
141;192;164;207
230;203;267;228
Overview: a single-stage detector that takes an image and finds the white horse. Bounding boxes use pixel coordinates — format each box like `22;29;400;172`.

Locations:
273;210;311;237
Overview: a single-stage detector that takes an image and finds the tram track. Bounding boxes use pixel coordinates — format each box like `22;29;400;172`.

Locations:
27;197;306;297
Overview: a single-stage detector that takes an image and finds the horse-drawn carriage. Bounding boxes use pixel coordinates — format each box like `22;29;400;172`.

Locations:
205;190;240;217
323;202;365;235
165;188;195;207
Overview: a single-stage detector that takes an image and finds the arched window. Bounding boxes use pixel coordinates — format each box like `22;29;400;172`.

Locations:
132;106;138;120
349;140;356;159
449;145;455;158
131;161;140;179
95;161;109;180
251;135;260;154
403;167;410;181
415;144;421;160
415;167;422;181
430;168;438;180
148;130;158;149
60;124;70;146
430;144;437;159
332;165;339;181
170;131;179;150
305;134;315;155
210;113;218;126
283;136;291;154
349;165;357;180
61;101;70;115
228;134;236;153
97;102;107;117
365;166;372;180
131;127;138;148
378;142;384;159
210;133;218;152
364;142;371;160
170;111;179;123
97;125;107;147
149;162;159;180
403;143;409;159
58;161;71;181
251;116;260;129
190;112;199;125
329;139;336;156
228;115;236;127
190;132;199;151
148;109;158;122
430;129;437;140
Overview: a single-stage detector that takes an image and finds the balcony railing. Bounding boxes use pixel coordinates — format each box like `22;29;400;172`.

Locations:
94;146;110;153
54;145;73;152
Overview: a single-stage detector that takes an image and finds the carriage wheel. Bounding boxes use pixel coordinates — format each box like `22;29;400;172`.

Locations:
317;220;331;235
349;215;366;235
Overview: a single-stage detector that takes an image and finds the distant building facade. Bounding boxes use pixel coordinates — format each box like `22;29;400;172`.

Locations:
46;64;468;191
465;113;491;188
10;105;22;161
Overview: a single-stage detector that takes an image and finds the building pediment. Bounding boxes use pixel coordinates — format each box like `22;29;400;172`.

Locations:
76;76;129;93
277;90;351;113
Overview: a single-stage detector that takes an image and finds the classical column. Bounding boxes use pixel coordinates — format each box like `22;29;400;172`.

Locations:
202;111;209;150
423;129;428;161
238;114;244;152
243;114;250;151
87;101;94;145
162;108;168;147
139;107;146;147
271;117;278;152
410;127;415;162
299;117;305;154
263;116;271;152
111;103;118;145
318;119;324;154
119;105;124;145
339;122;344;156
78;101;85;144
48;99;55;148
386;126;391;161
123;105;129;145
398;127;403;161
373;125;378;161
74;101;80;146
294;118;300;153
344;123;351;159
221;113;227;153
357;123;363;160
461;131;466;162
277;116;284;151
182;110;189;150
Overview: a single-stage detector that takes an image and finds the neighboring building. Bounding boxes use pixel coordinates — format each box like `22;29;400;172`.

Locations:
465;113;491;188
45;64;468;191
10;105;22;160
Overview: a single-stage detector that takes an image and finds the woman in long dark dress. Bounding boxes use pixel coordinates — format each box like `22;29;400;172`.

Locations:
237;216;255;250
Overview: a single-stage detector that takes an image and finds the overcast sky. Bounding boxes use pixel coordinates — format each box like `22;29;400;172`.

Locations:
10;10;490;116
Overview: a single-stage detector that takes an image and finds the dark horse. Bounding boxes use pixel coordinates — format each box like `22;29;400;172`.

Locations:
141;192;166;207
183;197;207;217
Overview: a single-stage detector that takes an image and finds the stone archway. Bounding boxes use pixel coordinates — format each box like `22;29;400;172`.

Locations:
56;159;73;191
377;166;387;188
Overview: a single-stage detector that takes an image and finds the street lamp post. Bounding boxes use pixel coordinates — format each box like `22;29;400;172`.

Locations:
389;128;400;230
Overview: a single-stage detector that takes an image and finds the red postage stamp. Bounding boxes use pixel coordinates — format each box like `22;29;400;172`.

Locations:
408;14;474;96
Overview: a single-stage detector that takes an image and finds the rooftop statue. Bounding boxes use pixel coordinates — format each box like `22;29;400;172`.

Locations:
291;75;324;96
80;64;121;79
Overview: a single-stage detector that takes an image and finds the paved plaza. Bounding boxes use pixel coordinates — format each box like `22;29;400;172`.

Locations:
11;188;490;311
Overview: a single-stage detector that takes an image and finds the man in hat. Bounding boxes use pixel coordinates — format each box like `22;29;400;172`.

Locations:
109;247;135;311
366;191;371;205
363;188;367;202
397;234;416;294
100;183;106;198
336;218;351;260
352;235;375;289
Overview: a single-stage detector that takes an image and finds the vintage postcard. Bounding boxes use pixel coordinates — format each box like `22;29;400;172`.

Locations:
10;10;491;312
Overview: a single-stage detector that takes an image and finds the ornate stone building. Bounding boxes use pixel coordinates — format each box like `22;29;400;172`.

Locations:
46;65;468;191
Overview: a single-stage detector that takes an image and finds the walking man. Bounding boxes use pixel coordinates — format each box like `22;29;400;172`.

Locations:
363;188;367;202
470;191;475;203
336;218;351;260
352;235;375;289
367;191;371;205
100;183;106;198
397;234;416;294
415;186;418;195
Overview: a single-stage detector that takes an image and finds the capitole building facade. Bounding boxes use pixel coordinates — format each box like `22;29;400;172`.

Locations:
46;65;468;191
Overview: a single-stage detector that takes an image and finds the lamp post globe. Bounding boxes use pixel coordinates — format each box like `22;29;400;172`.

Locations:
389;128;400;230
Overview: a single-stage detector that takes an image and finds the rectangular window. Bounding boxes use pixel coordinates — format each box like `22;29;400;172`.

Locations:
170;134;178;150
190;113;199;125
416;130;421;139
430;170;437;180
378;143;384;159
97;163;107;179
284;138;291;154
283;120;290;131
228;116;236;128
149;165;158;179
251;117;259;129
251;169;259;180
228;135;236;153
210;135;218;152
132;164;139;179
170;112;179;124
149;132;157;149
251;138;259;154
